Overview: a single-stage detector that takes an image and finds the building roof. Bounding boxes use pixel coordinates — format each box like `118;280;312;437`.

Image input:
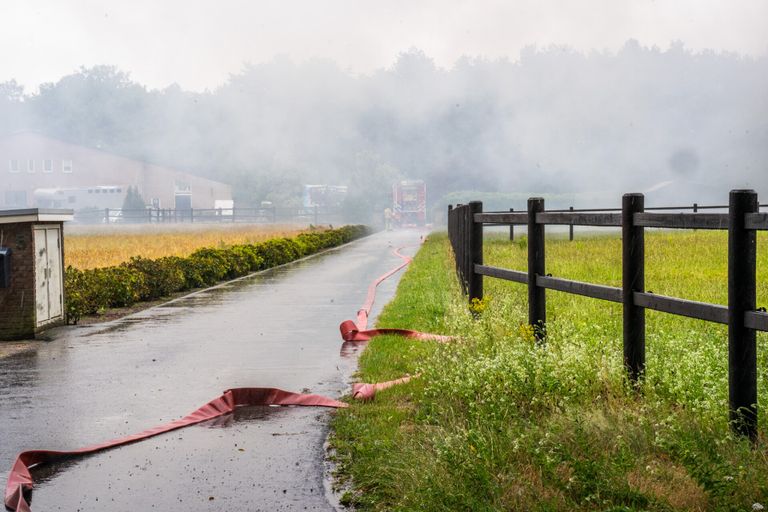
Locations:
0;208;74;224
0;131;231;190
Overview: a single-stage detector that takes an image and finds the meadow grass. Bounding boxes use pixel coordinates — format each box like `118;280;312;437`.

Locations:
330;230;768;511
64;224;310;269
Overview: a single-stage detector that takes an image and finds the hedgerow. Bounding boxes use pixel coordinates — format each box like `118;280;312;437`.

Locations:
64;225;368;323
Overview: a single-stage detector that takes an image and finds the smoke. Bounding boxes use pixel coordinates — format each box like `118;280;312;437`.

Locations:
1;41;767;218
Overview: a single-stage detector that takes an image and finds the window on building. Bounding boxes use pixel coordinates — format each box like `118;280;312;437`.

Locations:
8;160;19;173
43;159;53;173
27;160;35;173
95;189;101;193
62;160;73;173
68;196;76;204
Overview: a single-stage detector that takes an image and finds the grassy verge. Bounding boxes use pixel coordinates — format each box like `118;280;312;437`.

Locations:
330;231;768;511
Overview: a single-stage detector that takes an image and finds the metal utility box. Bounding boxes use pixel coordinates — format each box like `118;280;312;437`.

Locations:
0;247;10;288
0;209;73;340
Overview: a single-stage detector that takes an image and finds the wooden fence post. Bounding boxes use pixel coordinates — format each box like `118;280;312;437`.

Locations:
468;201;483;304
622;193;645;383
509;208;515;241
460;204;467;293
569;206;574;241
728;189;758;440
528;197;546;341
448;205;455;262
463;204;468;290
453;205;459;284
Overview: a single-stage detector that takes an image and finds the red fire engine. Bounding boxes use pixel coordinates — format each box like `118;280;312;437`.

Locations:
392;180;427;226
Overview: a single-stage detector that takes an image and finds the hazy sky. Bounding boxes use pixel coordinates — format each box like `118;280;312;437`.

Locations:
2;0;767;92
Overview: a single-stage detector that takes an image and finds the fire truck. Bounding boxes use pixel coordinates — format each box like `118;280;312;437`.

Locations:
392;180;427;226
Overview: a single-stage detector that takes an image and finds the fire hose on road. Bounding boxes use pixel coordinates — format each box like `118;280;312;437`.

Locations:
5;240;450;512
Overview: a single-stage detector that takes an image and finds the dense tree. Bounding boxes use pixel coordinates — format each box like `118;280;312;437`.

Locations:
0;80;27;135
121;186;146;210
29;66;149;151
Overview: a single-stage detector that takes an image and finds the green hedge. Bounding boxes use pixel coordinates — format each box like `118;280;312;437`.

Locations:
64;225;369;323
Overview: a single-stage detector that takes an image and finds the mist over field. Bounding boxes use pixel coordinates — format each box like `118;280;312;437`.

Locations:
2;42;767;216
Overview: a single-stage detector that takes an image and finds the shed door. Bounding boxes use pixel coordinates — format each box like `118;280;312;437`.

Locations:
46;228;63;319
34;226;64;325
34;229;50;323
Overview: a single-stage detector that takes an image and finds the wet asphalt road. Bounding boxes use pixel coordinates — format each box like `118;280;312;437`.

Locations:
0;229;426;511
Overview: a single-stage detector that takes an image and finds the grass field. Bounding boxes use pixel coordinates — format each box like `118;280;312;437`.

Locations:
64;224;309;269
331;230;768;511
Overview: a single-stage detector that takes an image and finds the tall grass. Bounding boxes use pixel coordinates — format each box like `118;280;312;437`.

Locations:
331;231;768;511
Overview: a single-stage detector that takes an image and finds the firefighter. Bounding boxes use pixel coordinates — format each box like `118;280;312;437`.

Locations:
392;209;401;229
384;207;393;230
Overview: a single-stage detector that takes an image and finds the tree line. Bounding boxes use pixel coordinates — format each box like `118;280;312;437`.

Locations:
1;41;766;217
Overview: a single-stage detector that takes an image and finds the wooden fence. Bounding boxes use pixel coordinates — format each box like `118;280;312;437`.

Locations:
507;202;734;242
447;190;768;440
73;206;342;225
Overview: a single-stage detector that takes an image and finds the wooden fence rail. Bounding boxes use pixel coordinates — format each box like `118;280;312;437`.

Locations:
447;189;767;441
493;201;768;241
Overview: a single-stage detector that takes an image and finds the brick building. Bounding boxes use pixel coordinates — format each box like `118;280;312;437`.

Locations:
0;132;232;211
0;209;72;340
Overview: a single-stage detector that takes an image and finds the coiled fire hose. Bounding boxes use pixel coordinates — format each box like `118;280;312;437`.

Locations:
4;240;449;512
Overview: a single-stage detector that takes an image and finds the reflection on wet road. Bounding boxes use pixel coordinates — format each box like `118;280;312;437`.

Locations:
0;229;425;511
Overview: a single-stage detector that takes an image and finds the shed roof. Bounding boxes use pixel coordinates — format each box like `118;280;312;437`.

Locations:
0;208;74;224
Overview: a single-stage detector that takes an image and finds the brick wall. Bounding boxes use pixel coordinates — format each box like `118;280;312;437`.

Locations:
0;223;36;340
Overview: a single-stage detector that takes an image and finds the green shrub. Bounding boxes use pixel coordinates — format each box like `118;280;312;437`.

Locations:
123;256;187;300
91;266;146;308
64;266;88;324
219;245;260;278
229;244;264;273
185;248;230;286
252;238;302;268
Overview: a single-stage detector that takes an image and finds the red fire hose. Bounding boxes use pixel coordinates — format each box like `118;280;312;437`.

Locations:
341;246;451;343
4;240;447;511
5;389;345;512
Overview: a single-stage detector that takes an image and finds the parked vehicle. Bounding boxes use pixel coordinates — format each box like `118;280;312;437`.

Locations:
392;180;426;226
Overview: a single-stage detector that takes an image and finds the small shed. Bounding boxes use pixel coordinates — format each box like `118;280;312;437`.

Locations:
0;209;73;340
